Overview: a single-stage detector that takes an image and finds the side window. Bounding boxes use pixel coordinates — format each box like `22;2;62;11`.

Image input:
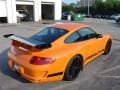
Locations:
78;28;97;41
65;32;80;43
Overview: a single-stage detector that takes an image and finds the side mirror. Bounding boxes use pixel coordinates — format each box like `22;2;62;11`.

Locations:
97;34;103;38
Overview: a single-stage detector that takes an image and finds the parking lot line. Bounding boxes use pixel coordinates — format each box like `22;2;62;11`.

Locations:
99;75;120;79
100;65;120;74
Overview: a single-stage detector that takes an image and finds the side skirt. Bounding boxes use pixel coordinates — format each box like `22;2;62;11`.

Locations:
84;49;105;65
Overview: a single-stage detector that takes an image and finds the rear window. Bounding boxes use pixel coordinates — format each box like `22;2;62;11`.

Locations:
31;27;68;43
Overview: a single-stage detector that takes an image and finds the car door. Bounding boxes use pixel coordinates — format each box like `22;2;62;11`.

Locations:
64;29;96;62
77;27;104;63
65;28;104;63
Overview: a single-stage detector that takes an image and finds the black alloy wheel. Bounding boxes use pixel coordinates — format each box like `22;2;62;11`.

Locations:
63;55;82;81
103;39;112;55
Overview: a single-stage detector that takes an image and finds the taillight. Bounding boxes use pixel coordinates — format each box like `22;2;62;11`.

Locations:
29;56;55;65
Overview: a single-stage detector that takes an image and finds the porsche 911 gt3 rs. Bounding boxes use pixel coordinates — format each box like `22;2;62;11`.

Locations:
4;23;112;82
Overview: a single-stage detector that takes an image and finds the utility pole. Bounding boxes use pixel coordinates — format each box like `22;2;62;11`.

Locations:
76;0;79;4
87;0;90;15
84;0;86;7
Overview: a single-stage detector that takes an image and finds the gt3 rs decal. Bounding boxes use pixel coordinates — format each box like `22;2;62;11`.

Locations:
86;49;104;60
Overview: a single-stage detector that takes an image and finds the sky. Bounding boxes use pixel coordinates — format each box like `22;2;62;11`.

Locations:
63;0;76;4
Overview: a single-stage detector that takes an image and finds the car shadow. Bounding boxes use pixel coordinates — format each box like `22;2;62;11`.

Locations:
0;48;30;83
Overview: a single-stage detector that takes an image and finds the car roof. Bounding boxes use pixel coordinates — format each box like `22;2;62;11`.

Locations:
48;23;89;32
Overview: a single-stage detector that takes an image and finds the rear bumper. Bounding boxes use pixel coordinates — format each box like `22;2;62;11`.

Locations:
8;53;64;82
8;59;48;82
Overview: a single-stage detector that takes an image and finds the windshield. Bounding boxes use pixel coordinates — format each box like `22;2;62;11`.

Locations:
31;27;68;43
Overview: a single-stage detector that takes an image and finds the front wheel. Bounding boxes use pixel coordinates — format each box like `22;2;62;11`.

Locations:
103;39;112;55
63;55;82;81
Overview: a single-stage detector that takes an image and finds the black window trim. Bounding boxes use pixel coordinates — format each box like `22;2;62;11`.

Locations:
64;27;98;44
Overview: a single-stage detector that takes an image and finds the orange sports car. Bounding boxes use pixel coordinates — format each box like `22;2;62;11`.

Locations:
4;23;112;82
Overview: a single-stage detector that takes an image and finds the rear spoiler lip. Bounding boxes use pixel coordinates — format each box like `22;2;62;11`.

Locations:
3;34;14;38
3;34;52;49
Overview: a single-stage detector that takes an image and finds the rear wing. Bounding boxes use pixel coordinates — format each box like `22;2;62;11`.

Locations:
3;34;51;49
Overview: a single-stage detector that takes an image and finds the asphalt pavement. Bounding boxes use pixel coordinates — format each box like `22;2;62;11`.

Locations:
0;18;120;90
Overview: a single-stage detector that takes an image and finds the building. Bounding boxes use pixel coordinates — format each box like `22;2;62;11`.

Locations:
0;0;62;23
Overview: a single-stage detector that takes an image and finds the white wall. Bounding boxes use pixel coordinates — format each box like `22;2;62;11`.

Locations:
6;0;17;23
0;0;7;17
54;0;62;20
34;0;42;21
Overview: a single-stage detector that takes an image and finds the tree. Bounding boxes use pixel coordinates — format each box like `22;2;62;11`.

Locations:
62;0;120;15
91;0;120;15
62;3;75;12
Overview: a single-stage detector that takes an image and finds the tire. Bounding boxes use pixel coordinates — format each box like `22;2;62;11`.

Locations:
103;39;112;55
63;55;82;81
116;19;120;24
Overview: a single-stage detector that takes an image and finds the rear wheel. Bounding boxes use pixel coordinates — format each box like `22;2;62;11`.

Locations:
63;55;82;81
103;39;112;55
116;19;120;24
